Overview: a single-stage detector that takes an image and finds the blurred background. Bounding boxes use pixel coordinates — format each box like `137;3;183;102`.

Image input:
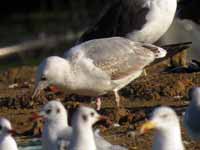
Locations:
0;0;112;69
0;0;200;69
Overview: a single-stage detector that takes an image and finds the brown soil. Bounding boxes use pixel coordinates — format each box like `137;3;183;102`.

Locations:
0;62;200;150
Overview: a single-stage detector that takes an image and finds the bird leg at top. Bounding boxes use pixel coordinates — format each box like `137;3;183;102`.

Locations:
113;90;127;123
143;69;147;76
114;90;120;107
96;97;102;111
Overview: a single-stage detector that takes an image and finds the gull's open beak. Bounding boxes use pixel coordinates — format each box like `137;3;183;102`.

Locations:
140;121;157;134
32;81;49;99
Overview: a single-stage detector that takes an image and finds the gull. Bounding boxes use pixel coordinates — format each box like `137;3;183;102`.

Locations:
33;100;127;150
140;106;184;150
0;118;18;150
69;106;124;150
184;87;200;139
32;100;71;150
32;37;168;110
78;0;177;44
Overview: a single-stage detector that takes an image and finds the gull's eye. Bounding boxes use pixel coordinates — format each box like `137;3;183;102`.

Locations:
82;114;88;122
90;112;95;117
41;76;47;81
161;114;168;119
46;109;51;114
57;108;60;114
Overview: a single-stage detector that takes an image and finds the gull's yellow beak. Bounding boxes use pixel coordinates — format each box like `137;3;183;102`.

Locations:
140;121;157;134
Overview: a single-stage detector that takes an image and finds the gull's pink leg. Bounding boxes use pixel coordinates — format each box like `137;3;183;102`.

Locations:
114;90;120;107
96;97;102;111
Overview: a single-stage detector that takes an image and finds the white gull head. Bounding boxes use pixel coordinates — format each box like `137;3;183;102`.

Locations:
69;106;102;150
40;100;68;124
39;100;71;150
32;56;70;98
140;106;184;150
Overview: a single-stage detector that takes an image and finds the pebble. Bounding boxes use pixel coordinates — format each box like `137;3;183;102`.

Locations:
127;131;137;138
8;83;18;89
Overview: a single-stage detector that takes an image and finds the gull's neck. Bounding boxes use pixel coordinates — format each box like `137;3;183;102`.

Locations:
47;58;75;91
70;125;96;150
0;135;18;150
153;125;184;150
57;60;79;92
42;116;69;150
0;134;11;142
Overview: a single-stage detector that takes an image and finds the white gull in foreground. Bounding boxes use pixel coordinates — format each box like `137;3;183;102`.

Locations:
69;106;101;150
140;106;184;150
184;87;200;139
33;37;167;109
33;100;71;150
0;118;18;150
78;0;177;44
33;100;127;150
69;106;126;150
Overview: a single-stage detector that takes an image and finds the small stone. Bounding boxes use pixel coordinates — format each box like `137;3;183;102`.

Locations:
8;83;18;89
113;123;120;127
127;131;137;139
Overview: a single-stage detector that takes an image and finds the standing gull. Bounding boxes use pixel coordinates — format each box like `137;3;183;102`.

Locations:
33;100;127;150
184;87;200;139
140;106;184;150
0;118;18;150
78;0;177;43
32;37;168;110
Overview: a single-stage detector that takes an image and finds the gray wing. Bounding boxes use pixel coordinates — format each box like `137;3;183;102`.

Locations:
57;139;69;150
58;127;73;141
57;127;73;150
94;129;128;150
78;0;150;43
72;37;156;80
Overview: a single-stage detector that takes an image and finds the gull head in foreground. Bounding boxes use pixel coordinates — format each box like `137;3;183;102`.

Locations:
39;100;68;124
0;118;18;150
32;37;167;109
69;106;107;150
184;87;200;140
32;100;70;150
140;106;184;150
